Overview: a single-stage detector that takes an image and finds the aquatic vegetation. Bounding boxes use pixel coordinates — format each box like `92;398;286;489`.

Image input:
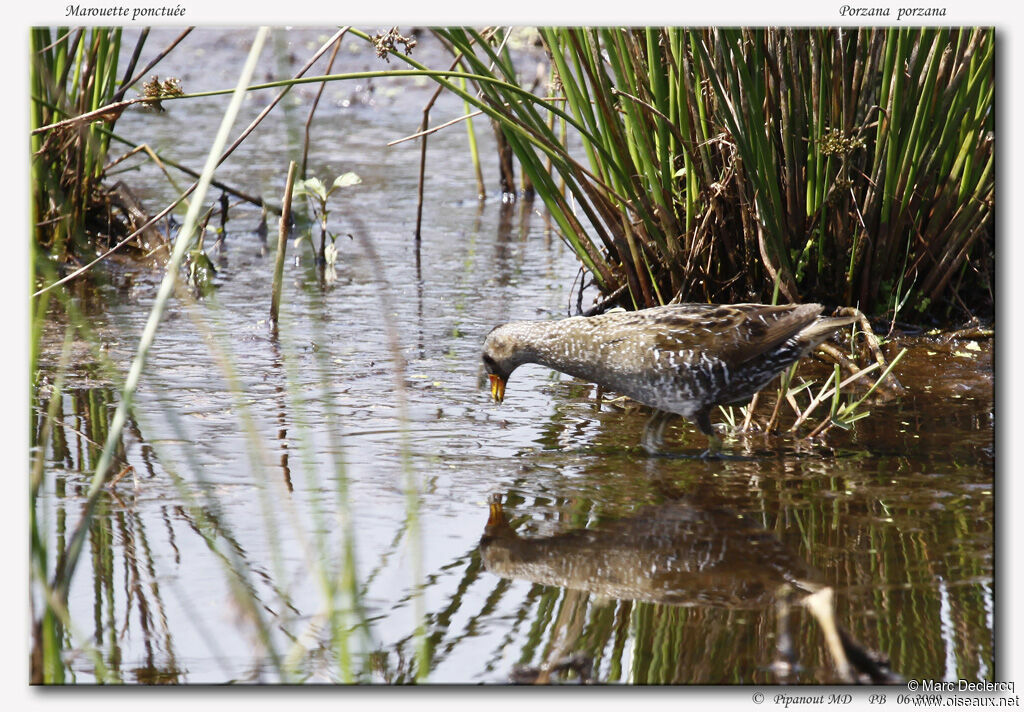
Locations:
291;172;362;266
403;28;993;323
31;27;130;260
31;28;275;683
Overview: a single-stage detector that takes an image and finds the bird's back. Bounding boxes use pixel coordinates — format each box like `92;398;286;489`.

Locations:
556;303;836;419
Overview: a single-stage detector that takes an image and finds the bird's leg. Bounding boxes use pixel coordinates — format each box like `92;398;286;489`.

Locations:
696;408;723;458
641;410;675;455
700;434;724;459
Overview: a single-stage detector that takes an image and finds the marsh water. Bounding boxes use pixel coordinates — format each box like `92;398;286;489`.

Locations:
32;29;994;684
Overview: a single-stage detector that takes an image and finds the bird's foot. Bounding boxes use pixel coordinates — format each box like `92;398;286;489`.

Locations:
699;433;724;459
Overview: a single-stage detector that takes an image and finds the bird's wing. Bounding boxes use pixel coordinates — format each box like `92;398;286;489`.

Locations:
647;303;824;368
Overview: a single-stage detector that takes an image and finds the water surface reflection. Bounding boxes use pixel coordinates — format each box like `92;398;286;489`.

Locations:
480;492;902;684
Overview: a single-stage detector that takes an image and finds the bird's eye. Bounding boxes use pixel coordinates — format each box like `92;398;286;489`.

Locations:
482;354;496;372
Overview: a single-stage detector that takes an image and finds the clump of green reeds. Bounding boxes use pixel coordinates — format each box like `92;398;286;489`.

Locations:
31;28;131;260
396;28;992;322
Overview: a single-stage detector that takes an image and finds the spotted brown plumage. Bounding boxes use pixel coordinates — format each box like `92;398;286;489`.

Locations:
482;303;855;447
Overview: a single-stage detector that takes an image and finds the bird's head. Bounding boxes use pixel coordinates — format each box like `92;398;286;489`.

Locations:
481;324;526;403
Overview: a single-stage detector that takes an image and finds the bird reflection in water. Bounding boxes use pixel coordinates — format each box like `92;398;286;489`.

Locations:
479;494;901;685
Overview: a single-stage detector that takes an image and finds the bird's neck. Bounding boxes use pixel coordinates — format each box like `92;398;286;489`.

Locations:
508;318;606;382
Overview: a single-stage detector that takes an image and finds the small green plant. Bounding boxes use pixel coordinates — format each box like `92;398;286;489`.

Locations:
291;173;361;266
187;232;218;296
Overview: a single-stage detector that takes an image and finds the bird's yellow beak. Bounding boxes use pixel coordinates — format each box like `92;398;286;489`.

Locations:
487;496;506;528
488;374;506;403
